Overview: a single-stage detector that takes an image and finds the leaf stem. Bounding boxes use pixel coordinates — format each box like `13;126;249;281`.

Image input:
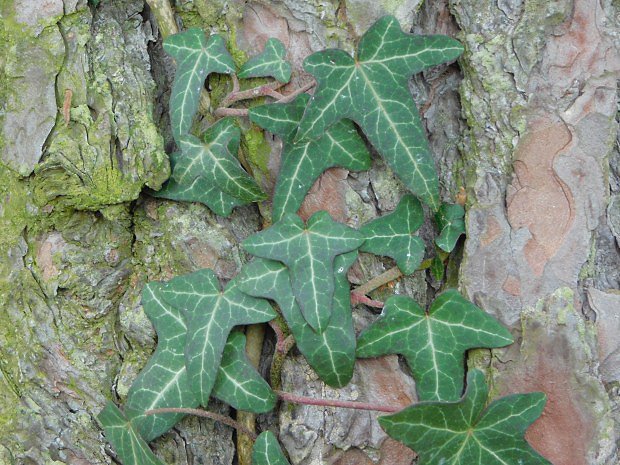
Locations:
275;391;402;413
144;408;258;440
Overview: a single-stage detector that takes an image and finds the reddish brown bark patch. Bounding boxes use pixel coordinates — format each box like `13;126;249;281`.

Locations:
298;168;349;223
506;120;574;276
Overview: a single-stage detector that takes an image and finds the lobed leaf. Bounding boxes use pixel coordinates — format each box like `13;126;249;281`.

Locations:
238;252;357;387
212;331;276;412
379;369;551;465
151;151;249;217
242;211;363;333
252;431;291;465
434;203;466;252
158;269;276;406
238;38;292;83
296;15;463;210
360;194;425;274
356;290;513;401
164;29;235;142
125;282;276;442
250;94;370;222
174;118;266;203
98;402;165;465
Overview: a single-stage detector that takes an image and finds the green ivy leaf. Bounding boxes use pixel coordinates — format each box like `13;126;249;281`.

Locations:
98;402;165;465
238;38;292;83
173;118;266;203
249;94;371;222
434;203;465;252
430;255;444;282
242;211;363;333
238;252;357;387
356;290;513;401
379;369;551;465
296;16;463;210
252;431;291;465
125;283;276;442
164;29;235;142
158;269;276;406
212;331;276;412
124;282;197;441
152;151;248;217
360;194;425;274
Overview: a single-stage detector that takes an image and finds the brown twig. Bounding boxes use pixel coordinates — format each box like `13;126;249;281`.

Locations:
214;108;250;117
144;407;258;440
276;391;402;413
352;266;403;298
220;81;286;108
276;80;316;103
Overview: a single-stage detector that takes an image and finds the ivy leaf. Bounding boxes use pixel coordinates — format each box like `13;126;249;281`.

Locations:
98;402;165;465
435;203;465;252
249;94;371;222
360;194;425;274
238;252;357;387
151;151;248;217
356;290;513;401
238;38;292;83
242;211;363;333
158;269;276;406
252;431;292;465
124;282;197;442
379;369;551;465
164;29;235;142
296;16;463;210
212;331;276;412
173;118;266;203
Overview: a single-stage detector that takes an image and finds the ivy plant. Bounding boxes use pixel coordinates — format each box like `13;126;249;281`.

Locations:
98;15;550;465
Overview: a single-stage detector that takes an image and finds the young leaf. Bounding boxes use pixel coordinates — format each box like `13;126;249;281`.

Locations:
158;270;276;406
212;331;276;413
174;118;266;203
252;431;291;465
249;94;371;222
98;402;165;465
379;369;551;465
242;211;363;333
238;38;292;83
238;252;357;387
296;15;463;210
434;203;465;252
124;282;198;442
356;290;513;401
151;151;249;217
360;194;425;274
164;29;235;142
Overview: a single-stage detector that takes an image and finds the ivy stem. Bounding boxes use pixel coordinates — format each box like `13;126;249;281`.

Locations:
269;319;295;389
145;0;178;38
352;266;403;298
220;81;285;108
144;408;258;440
277;80;316;103
215;107;249;117
275;391;402;413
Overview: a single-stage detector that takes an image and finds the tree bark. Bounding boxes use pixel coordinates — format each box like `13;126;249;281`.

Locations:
0;1;617;465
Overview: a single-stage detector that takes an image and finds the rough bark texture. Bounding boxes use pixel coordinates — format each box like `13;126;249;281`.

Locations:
0;1;618;465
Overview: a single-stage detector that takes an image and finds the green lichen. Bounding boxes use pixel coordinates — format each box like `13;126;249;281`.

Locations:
0;166;30;252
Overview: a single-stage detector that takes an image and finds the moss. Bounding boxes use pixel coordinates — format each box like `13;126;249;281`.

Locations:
0;166;31;252
242;125;271;179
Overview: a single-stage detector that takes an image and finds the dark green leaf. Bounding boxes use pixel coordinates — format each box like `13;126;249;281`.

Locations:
124;282;197;442
356;290;513;401
250;94;370;222
252;431;291;465
213;331;276;412
238;38;292;83
174;118;266;203
242;211;363;332
379;369;551;465
151;151;249;217
238;252;357;387
158;269;276;406
164;29;235;142
435;203;465;252
296;16;463;210
360;194;425;274
98;402;165;465
430;255;444;282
